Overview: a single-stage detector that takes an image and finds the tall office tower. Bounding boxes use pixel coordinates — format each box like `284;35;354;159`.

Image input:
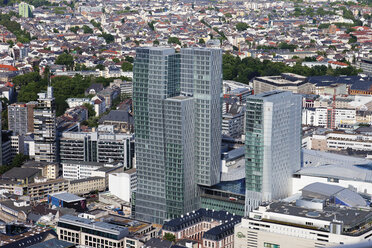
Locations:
244;91;302;214
134;47;181;224
164;96;195;219
8;103;27;135
134;47;222;224
8;102;36;135
34;86;56;162
180;48;222;187
0;102;2;166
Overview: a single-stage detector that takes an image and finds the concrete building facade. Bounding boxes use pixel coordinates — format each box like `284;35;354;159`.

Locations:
34;87;56;162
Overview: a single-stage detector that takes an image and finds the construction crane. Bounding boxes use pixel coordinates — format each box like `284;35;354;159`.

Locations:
327;88;337;129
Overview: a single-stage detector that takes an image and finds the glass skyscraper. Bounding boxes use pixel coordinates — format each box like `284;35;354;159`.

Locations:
181;48;222;187
244;90;302;214
134;48;180;224
134;47;222;224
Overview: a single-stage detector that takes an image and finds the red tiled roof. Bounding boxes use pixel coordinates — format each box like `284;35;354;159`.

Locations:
0;64;18;71
103;50;118;54
5;82;14;87
328;61;348;66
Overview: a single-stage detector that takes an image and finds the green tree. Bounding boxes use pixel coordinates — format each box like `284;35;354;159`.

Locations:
100;33;115;43
82;25;93;34
348;34;357;44
53;28;59;33
125;56;134;63
11;153;28;167
153;40;159;45
168;37;181;45
121;62;133;71
96;64;105;71
278;42;297;51
199;38;205;44
13;72;41;87
70;26;79;33
55;52;74;70
83;103;96;117
148;21;156;31
163;233;176;242
90;19;103;32
235;22;248;31
0;12;32;42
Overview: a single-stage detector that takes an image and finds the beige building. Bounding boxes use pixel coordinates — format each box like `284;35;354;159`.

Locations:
22;161;59;180
27;178;69;201
252;73;314;94
69;177;106;195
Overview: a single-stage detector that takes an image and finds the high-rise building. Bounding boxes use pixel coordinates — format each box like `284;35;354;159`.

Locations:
0;102;2;166
18;2;33;18
8;103;27;136
244;91;302;214
164;96;196;219
180;48;222;187
134;47;222;224
59;131;133;168
134;47;181;224
8;102;36;135
34;86;56;162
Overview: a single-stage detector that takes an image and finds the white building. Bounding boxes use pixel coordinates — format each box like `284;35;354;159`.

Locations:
108;169;137;202
66;98;91;108
91;95;106;117
245;91;302;213
307;131;372;151
293;164;372;195
62;161;123;180
235;183;372;248
302;108;356;127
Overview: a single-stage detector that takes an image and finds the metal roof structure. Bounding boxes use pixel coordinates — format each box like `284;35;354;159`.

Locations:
50;192;85;203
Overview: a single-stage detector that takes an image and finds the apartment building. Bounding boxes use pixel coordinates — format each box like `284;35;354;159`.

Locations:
359;58;372;76
62;160;123;180
162;208;241;248
27;178;69;201
8;103;33;135
222;103;245;139
302;108;356;127
69;177;106;195
22;160;59;180
308;131;372;152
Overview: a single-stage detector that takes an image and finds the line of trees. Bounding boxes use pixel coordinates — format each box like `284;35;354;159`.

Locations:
222;53;361;84
15;71;131;116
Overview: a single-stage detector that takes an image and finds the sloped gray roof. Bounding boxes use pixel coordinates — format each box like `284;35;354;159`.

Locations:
302;182;343;197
